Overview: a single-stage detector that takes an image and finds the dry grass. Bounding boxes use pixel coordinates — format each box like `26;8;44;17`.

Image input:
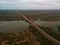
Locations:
0;30;41;45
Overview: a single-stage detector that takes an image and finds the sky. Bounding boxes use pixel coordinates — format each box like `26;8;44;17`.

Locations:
0;0;60;10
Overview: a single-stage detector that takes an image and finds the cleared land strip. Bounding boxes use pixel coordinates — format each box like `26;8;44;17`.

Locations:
17;12;60;45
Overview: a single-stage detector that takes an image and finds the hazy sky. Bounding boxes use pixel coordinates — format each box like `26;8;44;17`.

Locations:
0;0;60;10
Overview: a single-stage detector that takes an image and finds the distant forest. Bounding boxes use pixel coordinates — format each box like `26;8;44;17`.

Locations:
0;10;60;21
